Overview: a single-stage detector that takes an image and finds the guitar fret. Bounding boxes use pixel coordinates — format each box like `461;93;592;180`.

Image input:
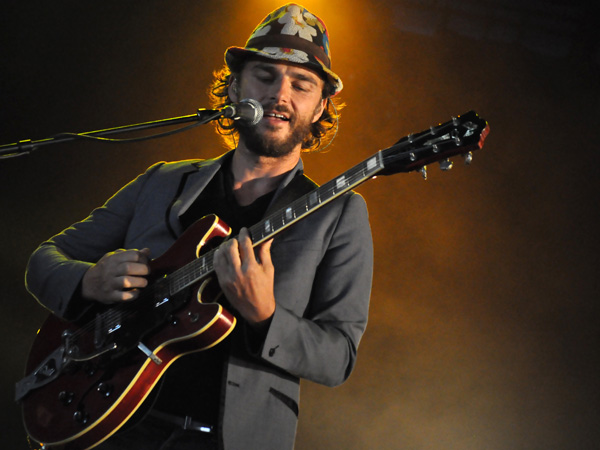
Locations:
301;198;309;212
275;212;285;230
168;253;215;295
309;191;320;207
249;225;261;243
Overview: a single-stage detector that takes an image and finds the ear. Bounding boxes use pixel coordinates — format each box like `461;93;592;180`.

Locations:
311;98;327;124
228;78;240;103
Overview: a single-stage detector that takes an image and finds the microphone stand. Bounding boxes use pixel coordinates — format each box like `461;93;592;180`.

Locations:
0;108;224;160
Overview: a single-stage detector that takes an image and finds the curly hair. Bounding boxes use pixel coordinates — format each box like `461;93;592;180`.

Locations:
208;64;343;152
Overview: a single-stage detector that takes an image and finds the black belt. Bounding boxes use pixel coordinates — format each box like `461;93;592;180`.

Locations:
149;410;214;434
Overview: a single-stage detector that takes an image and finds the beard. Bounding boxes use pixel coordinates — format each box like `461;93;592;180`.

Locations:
236;103;314;158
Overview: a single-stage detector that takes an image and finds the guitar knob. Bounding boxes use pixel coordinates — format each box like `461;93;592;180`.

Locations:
58;390;74;405
97;382;113;397
188;311;200;323
73;410;89;425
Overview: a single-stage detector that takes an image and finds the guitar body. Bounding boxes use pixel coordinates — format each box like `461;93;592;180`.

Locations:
21;215;236;450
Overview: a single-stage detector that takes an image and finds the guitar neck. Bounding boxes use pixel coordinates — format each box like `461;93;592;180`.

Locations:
164;110;489;297
167;151;386;296
249;152;385;245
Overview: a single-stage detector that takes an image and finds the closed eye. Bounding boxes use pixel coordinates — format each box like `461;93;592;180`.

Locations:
256;74;274;84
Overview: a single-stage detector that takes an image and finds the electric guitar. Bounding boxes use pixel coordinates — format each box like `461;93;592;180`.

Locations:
17;111;489;449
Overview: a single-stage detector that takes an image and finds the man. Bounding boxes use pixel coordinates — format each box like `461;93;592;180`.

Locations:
25;4;373;450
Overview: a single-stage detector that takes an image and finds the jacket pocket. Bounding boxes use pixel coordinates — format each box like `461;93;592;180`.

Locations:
269;387;299;417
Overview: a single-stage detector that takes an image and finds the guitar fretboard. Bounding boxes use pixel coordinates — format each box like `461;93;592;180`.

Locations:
167;151;386;295
249;152;385;244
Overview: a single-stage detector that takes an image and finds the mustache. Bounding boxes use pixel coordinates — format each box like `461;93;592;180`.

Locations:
263;103;294;119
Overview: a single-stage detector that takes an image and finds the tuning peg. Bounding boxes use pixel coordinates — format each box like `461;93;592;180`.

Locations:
463;152;473;165
419;166;428;180
439;159;453;171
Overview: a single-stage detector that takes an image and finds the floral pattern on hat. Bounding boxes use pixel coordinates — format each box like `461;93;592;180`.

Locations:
251;24;272;39
279;5;317;42
261;47;309;64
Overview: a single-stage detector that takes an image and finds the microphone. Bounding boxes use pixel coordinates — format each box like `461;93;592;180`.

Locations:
221;99;264;126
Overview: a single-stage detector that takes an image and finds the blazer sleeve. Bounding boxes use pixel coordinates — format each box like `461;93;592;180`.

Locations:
258;192;373;387
25;162;165;320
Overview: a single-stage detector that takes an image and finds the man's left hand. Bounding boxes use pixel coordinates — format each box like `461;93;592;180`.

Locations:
213;227;275;329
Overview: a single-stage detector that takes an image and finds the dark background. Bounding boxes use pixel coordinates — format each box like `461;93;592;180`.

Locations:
1;1;598;448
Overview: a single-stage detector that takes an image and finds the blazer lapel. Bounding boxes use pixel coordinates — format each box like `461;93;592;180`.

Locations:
167;152;304;237
167;153;230;237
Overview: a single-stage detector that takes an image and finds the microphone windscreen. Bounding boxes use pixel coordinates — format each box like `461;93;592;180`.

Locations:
237;99;263;126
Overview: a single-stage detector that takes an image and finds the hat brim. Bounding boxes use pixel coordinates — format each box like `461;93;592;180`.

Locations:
225;46;343;96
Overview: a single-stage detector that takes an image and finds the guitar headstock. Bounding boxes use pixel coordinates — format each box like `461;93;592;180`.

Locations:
378;111;489;178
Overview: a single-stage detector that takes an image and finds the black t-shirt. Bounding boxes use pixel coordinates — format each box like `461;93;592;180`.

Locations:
152;155;274;425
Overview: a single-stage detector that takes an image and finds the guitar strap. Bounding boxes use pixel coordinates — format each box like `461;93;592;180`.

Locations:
264;172;318;218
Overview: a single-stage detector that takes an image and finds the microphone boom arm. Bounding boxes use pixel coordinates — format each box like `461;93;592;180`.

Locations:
0;106;235;160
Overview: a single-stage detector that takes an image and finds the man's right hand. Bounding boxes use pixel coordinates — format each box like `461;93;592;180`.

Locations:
81;248;151;304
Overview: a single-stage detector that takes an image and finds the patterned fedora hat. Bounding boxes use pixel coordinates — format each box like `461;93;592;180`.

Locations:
225;3;343;95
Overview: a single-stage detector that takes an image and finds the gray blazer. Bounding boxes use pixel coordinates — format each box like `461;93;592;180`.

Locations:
26;151;374;449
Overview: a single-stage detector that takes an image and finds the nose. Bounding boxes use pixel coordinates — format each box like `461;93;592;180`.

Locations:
269;76;292;104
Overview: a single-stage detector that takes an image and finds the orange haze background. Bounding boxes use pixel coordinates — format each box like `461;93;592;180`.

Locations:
1;1;598;449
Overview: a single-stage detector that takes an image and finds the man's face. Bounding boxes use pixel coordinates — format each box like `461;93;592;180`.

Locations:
233;60;326;157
